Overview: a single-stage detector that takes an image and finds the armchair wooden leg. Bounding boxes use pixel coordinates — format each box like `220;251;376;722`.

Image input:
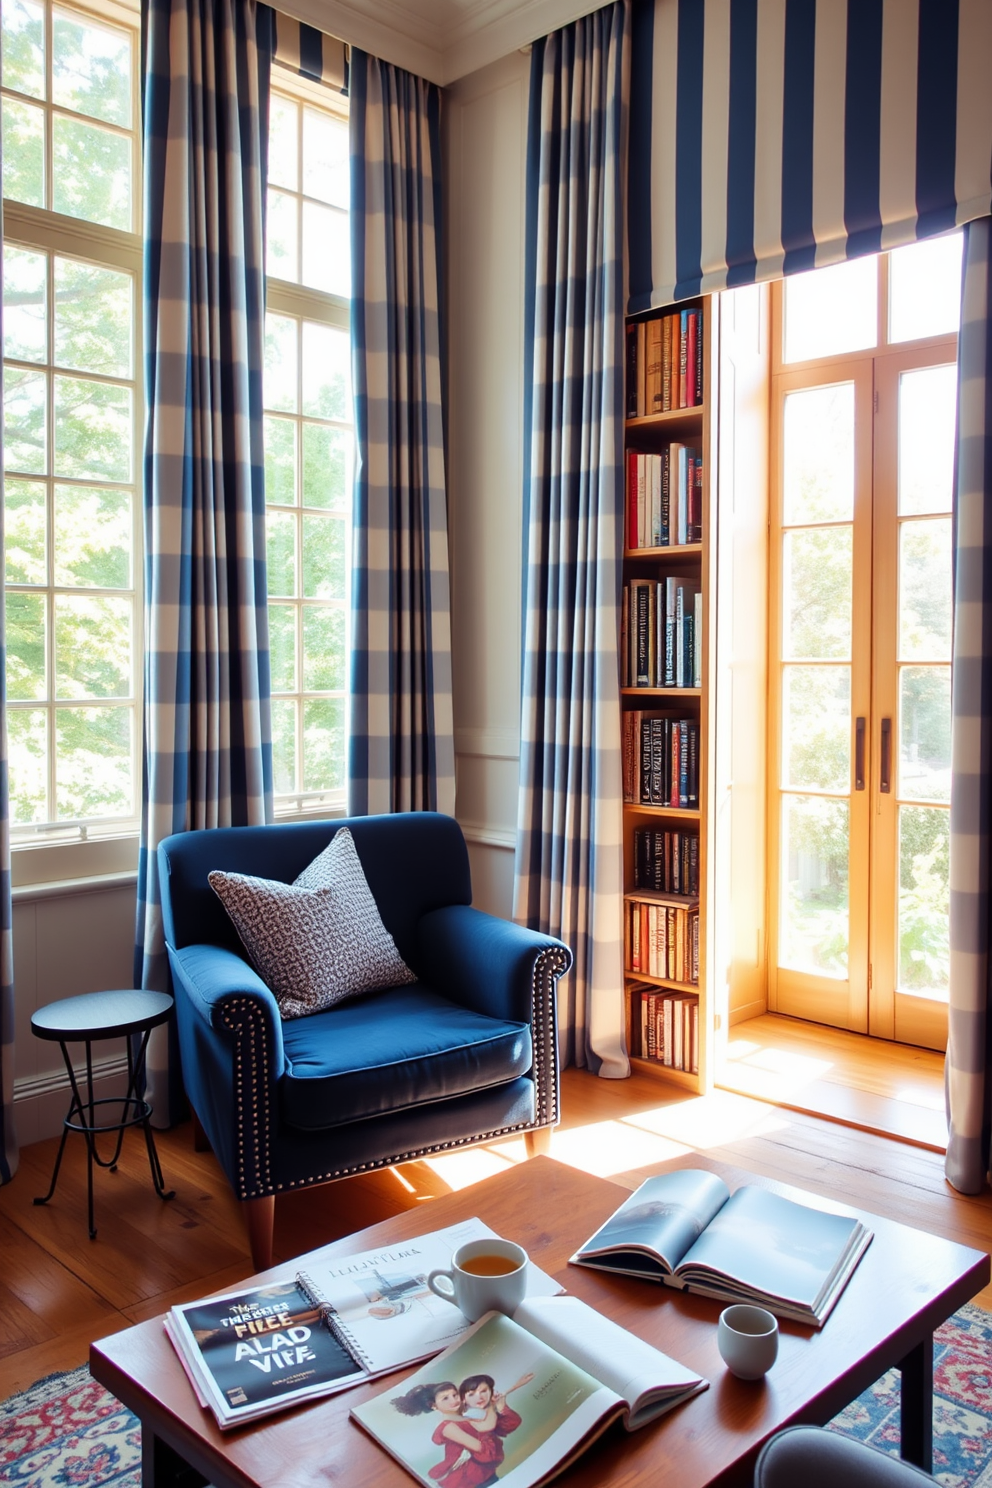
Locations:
524;1127;553;1158
245;1195;275;1271
191;1108;211;1153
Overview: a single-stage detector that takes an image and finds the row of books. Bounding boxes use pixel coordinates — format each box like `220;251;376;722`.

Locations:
626;445;702;548
622;578;700;689
623;711;699;809
626;307;703;417
625;895;699;986
630;982;700;1072
633;827;699;895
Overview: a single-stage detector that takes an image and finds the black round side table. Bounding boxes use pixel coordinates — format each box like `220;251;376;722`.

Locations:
31;988;176;1239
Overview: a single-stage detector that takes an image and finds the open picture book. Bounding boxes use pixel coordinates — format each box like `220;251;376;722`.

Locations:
165;1217;562;1428
570;1168;872;1326
352;1295;707;1488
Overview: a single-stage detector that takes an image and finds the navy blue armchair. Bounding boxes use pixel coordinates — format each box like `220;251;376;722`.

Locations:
158;812;571;1268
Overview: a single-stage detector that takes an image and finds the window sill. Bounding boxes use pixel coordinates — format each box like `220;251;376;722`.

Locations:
12;832;139;890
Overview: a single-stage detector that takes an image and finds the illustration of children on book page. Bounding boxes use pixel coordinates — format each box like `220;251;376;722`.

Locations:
353;1313;610;1488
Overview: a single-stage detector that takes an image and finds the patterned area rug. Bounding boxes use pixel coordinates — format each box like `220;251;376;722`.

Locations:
2;1303;990;1488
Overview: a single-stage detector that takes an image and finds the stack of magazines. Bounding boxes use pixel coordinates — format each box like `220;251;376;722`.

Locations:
165;1217;562;1428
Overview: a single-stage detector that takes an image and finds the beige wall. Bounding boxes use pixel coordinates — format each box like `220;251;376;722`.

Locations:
444;50;531;919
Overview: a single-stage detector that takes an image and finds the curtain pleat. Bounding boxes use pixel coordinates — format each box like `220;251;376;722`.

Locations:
136;0;273;1124
0;215;16;1183
514;2;630;1076
946;216;992;1193
348;50;454;817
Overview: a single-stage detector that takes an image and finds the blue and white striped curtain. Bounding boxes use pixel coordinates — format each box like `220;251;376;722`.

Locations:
137;0;273;1123
267;7;346;92
514;3;630;1077
0;217;16;1184
348;50;455;817
946;219;992;1195
629;0;992;310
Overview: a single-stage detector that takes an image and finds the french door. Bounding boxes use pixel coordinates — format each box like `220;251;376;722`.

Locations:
767;251;958;1050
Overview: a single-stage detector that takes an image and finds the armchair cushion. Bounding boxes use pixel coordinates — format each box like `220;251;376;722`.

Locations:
279;984;533;1130
208;827;416;1019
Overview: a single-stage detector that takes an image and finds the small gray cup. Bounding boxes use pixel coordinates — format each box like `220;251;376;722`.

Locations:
717;1304;779;1380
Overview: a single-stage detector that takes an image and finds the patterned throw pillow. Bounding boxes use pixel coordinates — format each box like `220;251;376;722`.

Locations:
208;827;417;1019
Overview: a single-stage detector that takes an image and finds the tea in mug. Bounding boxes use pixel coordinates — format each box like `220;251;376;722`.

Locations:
458;1254;522;1277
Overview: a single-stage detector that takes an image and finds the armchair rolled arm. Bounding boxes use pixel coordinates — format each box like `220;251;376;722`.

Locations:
168;943;285;1200
416;906;571;1132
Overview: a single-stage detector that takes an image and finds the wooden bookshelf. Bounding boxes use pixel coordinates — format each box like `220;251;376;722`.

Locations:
621;298;713;1091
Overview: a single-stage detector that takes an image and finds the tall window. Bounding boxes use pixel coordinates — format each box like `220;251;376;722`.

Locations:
2;0;141;840
768;233;962;1050
263;77;351;815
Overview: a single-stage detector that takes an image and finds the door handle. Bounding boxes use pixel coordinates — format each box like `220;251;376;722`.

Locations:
855;717;865;790
880;717;891;794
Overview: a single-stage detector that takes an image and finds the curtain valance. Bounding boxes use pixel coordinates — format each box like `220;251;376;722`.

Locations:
628;0;992;312
264;5;347;93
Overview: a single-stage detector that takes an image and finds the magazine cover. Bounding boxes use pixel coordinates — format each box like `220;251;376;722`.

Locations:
352;1312;622;1488
172;1280;365;1422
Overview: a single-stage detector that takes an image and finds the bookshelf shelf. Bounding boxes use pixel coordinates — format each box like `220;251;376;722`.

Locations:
622;298;710;1091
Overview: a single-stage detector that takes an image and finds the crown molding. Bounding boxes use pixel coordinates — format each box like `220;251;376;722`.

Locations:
284;0;608;84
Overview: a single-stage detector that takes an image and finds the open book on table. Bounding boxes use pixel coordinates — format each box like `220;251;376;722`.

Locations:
570;1169;872;1326
165;1217;562;1429
352;1295;707;1488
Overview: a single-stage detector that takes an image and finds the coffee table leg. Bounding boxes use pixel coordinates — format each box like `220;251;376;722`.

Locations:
899;1335;933;1472
142;1429;209;1488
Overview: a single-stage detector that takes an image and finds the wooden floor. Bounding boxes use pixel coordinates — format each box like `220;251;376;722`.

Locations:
2;1062;990;1403
718;1013;947;1150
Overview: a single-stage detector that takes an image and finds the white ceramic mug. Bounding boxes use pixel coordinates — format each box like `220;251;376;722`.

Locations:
427;1239;528;1322
717;1304;779;1380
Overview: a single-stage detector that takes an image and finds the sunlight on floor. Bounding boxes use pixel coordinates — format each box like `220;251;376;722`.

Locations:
624;1090;789;1149
893;1083;945;1112
723;1037;835;1095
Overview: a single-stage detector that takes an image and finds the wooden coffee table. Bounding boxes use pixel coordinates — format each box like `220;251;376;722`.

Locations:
90;1155;989;1488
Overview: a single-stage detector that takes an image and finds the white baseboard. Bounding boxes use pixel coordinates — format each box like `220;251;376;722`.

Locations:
14;1054;131;1146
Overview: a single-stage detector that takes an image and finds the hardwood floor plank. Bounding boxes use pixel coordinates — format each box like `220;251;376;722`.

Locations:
0;1316;130;1400
0;1211;115;1359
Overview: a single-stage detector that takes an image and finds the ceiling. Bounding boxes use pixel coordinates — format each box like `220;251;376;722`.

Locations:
282;0;603;85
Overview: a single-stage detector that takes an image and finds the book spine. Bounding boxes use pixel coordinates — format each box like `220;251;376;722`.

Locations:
651;453;662;547
694;592;702;688
626;451;637;549
661;314;672;411
686;310;698;408
679;310;688;408
626;323;638;419
687;722;698;808
646;318;663;413
675;586;685;688
694;308;703;405
296;1272;373;1374
636;322;646;417
664;578;676;687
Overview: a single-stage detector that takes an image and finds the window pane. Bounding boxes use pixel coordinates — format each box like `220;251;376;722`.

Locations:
54;375;131;480
783;383;854;524
2;0;45;98
303;423;350;510
900;517;951;661
54;258;131;377
53;114;131;230
6;590;46;698
782;526;852;660
3;365;47;473
900;667;950;803
2;96;45;207
898;364;956;516
782;664;850;792
303;606;344;691
52;9;130;126
268;602;296;692
271;697;296;793
302;108;348;209
899;805;949;999
268;95;298;190
266;188;299;283
264;415;296;505
266;509;296;596
303;696;344;792
780;794;850;977
3;245;47;363
302;201;349;296
8;708;48;823
55;593;130;697
264;314;298;412
54;484;130;587
55;705;131;818
890;234;962;344
5;478;46;583
302;513;344;599
783;257;877;363
302;321;349;420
